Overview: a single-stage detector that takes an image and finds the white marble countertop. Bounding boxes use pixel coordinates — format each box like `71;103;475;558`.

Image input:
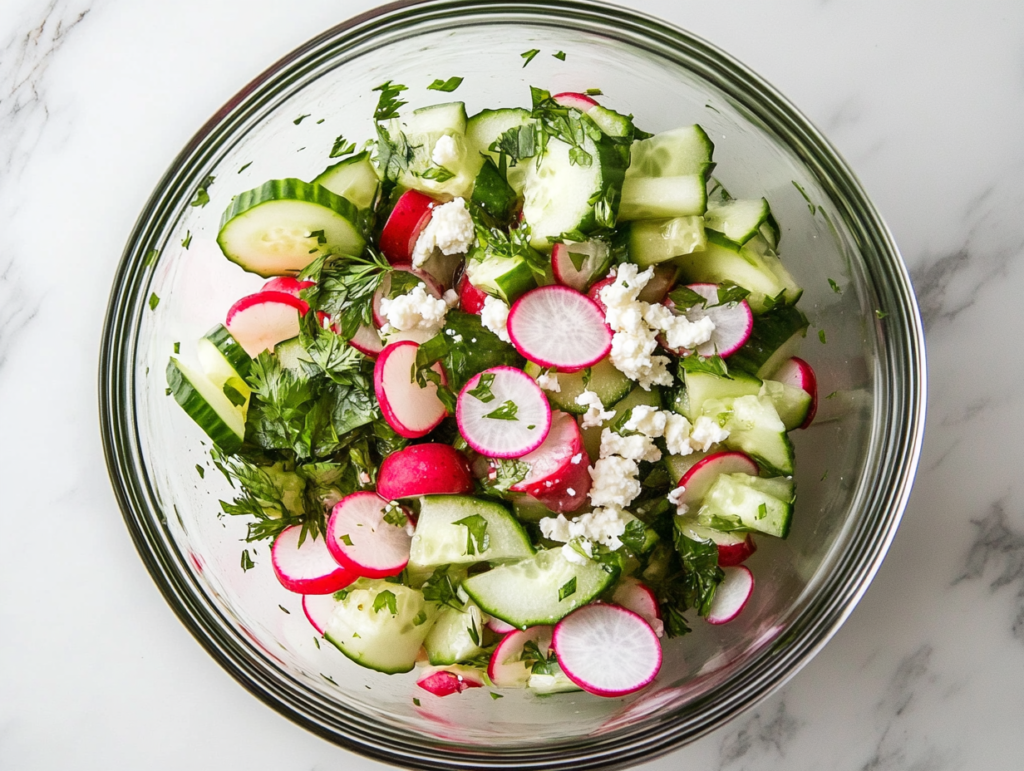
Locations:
2;0;1021;768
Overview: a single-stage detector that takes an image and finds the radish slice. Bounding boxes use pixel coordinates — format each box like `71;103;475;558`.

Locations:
611;578;664;638
553;604;662;697
636;264;678;304
509;411;591;513
677;517;758;567
674;450;759;508
773;356;818;428
261;276;315;296
456;366;552;458
379;189;438;264
553;92;600;111
348;324;384;357
587;275;615;316
488;626;553;687
417;666;486;697
662;283;753;358
326;491;413;578
372;266;444;328
271;525;357;595
302;593;341;635
487;617;518;635
373;341;448;438
225;291;308;357
457;272;489;315
707;566;754;625
377;444;474;500
507;286;612;370
551;240;609;292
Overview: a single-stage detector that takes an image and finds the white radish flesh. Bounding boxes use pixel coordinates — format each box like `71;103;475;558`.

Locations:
326;492;413;578
663;283;753;358
373;341;448;438
225;291;308;357
706;566;754;624
551;240;609;292
302;592;341;635
488;626;554;687
348;323;384;357
773;356;818;428
509;411;591;513
271;525;356;595
487;617;518;635
611;577;664;637
456;366;552;458
675;450;759;507
507;286;612;370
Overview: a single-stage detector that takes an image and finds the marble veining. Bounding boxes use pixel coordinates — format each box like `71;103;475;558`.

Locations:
956;503;1024;642
717;700;801;769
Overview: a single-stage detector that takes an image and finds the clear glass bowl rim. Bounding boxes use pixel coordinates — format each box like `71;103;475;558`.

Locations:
98;1;927;768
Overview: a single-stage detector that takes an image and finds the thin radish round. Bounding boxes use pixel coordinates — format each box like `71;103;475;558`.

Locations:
376;443;474;500
677;517;758;567
553;604;662;697
552;91;600;111
551;240;610;292
302;592;341;635
488;626;553;687
326;492;413;578
225;290;307;357
456;366;552;458
662;283;753;358
487;616;518;635
379;189;437;264
509;411;591;513
507;286;612;370
271;525;357;595
261;276;314;296
674;450;759;508
773;356;818;428
373;341;448;438
706;566;754;624
372;266;443;328
587;275;615;315
417;666;486;697
348;323;384;357
457;272;489;315
611;578;664;638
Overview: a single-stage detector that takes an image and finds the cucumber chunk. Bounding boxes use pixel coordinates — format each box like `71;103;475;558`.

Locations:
525;358;632;416
759;379;812;431
465;107;534;192
166;357;245;452
627;216;706;267
462;548;618;628
423;601;486;665
196;324;252;407
389;102;476;198
704;198;771;245
217;179;364;277
312;151;380;210
626;125;715;178
729;304;809;378
683;369;761;421
617;175;708;221
409;495;534;574
698;473;795;538
466;249;537;304
702;394;794;476
324;580;435;674
273;336;312;370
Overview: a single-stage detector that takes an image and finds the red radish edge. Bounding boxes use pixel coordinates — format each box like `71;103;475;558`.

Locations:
488;626;553;687
552;92;600;111
373;341;448;439
271;526;357;595
611;578;664;638
487;617;518;635
226;291;308;356
587;275;615;316
376;444;474;500
717;534;757;567
348;323;384;357
774;356;818;428
507;286;612;370
456;366;552;458
509;412;591;513
457;272;489;315
262;276;315;297
553;604;662;697
707;566;754;624
675;451;759;507
417;667;485;697
379;190;437;264
302;593;341;635
326;491;412;578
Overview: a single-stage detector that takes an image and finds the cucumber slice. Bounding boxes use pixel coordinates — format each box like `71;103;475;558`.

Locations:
617;174;708;221
525;358;632;416
465;108;534;192
217;179;364;277
587;105;633;139
581;385;662;460
312;151;379;210
528;667;582;694
626;125;715;178
683;369;761;421
728;304;809;378
704;198;770;245
166;358;245;452
273;336;311;370
702;394;794;476
423;601;486;665
404;101;468;135
471;157;518;222
409;495;535;573
759;379;812;431
391;102;476;198
509;493;558;523
462;548;617;628
466;250;537;304
196;324;252;406
698;473;795;538
663;450;716;485
323;579;434;674
627;216;706;267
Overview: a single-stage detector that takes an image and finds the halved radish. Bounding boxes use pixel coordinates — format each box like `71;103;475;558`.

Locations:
225;291;308;357
551;240;609;292
674;451;759;508
611;578;664;638
302;593;341;635
587;275;615;316
773;356;818;428
707;566;754;625
271;525;357;595
488;626;553;687
379;189;438;264
507;286;612;370
262;276;315;297
487;617;518;635
372;267;444;328
662;283;753;358
677;517;758;567
553;91;600;111
636;264;678;304
417;666;486;696
553;604;662;697
373;341;448;438
509;411;591;513
457;272;489;315
456;366;552;458
348;323;384;357
376;444;474;500
326;491;412;578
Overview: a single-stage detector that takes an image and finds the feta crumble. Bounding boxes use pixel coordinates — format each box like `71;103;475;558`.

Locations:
378;283;449;337
663;413;694;456
588;456;641;508
624;405;667;438
599;428;662;464
539;507;631;557
480;295;511;343
431;134;459;167
411;197;475;268
442;288;459;308
690;415;730;452
667;485;689;515
536;372;561;392
599;264;674;389
576;389;614;428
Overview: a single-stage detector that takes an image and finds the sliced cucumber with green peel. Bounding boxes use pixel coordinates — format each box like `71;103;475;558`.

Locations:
729;304;809;378
424;601;486;665
698;473;795;538
627;216;706;267
217;179;364;277
196;324;252;406
664;450;717;485
166;357;245;452
509;493;559;523
466;250;537;303
684;369;761;421
273;337;311;370
408;495;534;574
462;548;618;629
323;579;434;674
759;379;812;431
704;198;770;245
525;358;632;416
390;102;476;198
702;394;794;476
465;107;534;192
404;101;468;135
626;125;714;178
312;151;379;210
617;174;708;221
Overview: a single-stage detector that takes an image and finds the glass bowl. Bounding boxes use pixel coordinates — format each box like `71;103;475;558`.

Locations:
99;0;926;767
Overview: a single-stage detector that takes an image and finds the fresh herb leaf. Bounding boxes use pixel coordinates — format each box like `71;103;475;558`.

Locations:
329;135;356;158
821;469;829;481
489;124;539;175
279;605;290;614
340;534;354;546
181;231;192;249
761;289;787;313
482;458;530;495
427;76;464;92
558;577;577;601
467;372;496;403
875;309;888;319
757;502;768;520
222;383;247;407
520;49;540;67
421;565;464;610
412;610;428;626
585;88;603;96
828;278;842;294
467;616;481;646
454;514;490;555
566;244;587;272
190;174;215;207
620;519;649;554
333;588;351;601
490;692;503;700
148;293;160;310
373;122;415;185
413;697;421;706
414;310;523;395
521;640;558;675
240;550;255;571
680;354;729;378
237;161;252;174
674;525;724;618
373;590;398;615
418;165;455;182
826;391;838;399
294;113;311;125
143;248;160;267
714;281;750;306
382;502;407;528
581;367;593;390
173;342;180;354
372;80;408;121
819;329;827;344
483;400;518;421
668;285;708;310
552;50;566;61
195;464;205;479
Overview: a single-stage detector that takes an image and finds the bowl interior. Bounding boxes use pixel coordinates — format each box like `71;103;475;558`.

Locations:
104;2;922;767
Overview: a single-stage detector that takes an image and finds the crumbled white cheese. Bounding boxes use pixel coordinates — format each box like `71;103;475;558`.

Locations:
588;456;641;508
663;413;694;456
667;485;689;516
570;453;583;465
480;295;511;343
599;428;662;464
624;405;667;438
642;302;715;352
576;389;615;428
540;507;630;557
561;541;592;565
379;283;449;336
431;134;459;167
536;372;561;392
690;415;730;451
599;264;674;389
358;471;371;485
411;197;475;267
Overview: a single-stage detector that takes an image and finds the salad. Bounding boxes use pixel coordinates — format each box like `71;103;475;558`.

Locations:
167;80;817;699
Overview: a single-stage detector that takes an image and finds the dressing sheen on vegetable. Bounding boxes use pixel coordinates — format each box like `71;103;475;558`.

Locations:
166;75;817;699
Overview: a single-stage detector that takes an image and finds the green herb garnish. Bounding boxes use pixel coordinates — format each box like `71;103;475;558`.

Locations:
828;278;842;294
294;113;311;125
190;174;215;207
382;503;407;528
520;49;540;67
148;293;160;310
143;248;159;267
372;80;408;121
819;329;827;344
373;590;398;615
558;577;577;601
237;161;252;173
240;550;255;571
181;230;192;249
427;76;464;92
468;372;497;403
552;51;566;61
329;135;356;158
484;400;519;421
454;514;490;556
875;309;888;319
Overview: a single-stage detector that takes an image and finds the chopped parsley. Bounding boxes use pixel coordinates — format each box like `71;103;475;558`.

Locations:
467;373;496;403
520;49;540;67
490;692;504;700
173;342;180;354
373;590;398;615
278;604;291;614
714;282;750;306
454;514;490;555
427;76;464;92
819;329;827;344
828;278;842;294
329;135;356;158
143;248;160;267
340;534;354;546
483;400;519;421
372;80;408;121
237;161;253;173
294;113;311;125
195;464;205;479
413;697;421;707
552;51;567;61
668;285;707;310
875;309;888;319
680;353;729;378
190;174;215;207
382;503;407;528
558;577;577;601
148;292;160;310
181;231;192;249
240;550;255;571
418;165;455;182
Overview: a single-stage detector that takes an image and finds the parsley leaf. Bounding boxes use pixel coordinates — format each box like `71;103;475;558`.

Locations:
483;400;518;421
454;515;490;555
190;174;215;207
521;640;558;675
240;550;255;571
421;565;464;610
875;309;888;319
143;248;159;267
674;525;724;618
819;329;827;344
294;113;311;125
418;165;455;182
373;590;398;615
148;293;160;310
415;310;524;394
237;161;252;174
714;281;750;306
372;80;408;121
680;354;729;378
329;135;356;159
427;76;464;92
558;577;577;601
181;230;192;249
481;458;530;495
382;502;407;528
552;50;566;61
619;518;650;554
828;278;842;294
467;372;496;403
520;49;540;67
490;692;503;700
668;285;708;310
